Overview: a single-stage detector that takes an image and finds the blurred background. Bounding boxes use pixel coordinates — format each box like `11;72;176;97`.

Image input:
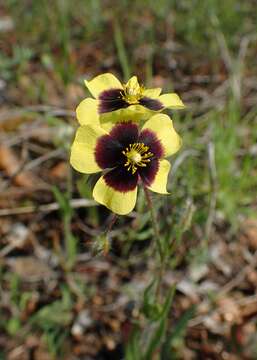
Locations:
0;1;257;359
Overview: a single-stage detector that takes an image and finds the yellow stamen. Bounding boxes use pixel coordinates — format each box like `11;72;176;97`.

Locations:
122;77;144;104
122;143;153;174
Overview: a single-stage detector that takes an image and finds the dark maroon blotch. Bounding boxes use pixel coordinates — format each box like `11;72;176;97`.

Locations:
139;129;164;159
98;88;129;114
139;159;159;187
110;122;139;147
95;134;123;169
139;97;164;111
103;166;138;192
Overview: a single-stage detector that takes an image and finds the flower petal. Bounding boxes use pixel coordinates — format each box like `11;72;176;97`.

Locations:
98;89;128;114
125;76;140;89
138;129;164;158
97;120;139;147
158;93;185;109
109;122;139;147
85;73;123;99
76;98;99;126
143;88;162;98
142;114;182;157
104;167;139;192
95;134;123;169
93;176;138;215
139;159;159;187
100;104;155;124
70;125;107;174
139;97;163;111
147;159;171;194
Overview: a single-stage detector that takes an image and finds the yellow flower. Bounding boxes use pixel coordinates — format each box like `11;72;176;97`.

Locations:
76;73;185;129
70;114;181;215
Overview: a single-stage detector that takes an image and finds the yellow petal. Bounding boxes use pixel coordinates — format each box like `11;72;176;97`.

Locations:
85;73;122;99
70;125;107;174
158;93;185;109
143;88;162;98
142;114;182;157
76;98;99;126
100;121;116;132
100;104;154;124
125;76;140;89
148;160;171;194
93;176;138;215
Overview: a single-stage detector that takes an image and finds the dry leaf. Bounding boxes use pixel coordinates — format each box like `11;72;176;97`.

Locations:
0;145;36;187
241;219;257;250
50;161;69;179
6;256;55;282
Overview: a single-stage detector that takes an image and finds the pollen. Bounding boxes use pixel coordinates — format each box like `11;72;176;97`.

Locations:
122;143;153;174
122;77;144;104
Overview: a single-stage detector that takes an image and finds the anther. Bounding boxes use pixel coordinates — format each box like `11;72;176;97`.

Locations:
123;142;153;174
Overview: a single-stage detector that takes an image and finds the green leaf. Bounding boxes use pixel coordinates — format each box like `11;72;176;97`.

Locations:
6;317;21;336
142;279;161;321
144;286;176;359
125;326;142;360
52;186;73;217
161;305;196;359
30;287;73;331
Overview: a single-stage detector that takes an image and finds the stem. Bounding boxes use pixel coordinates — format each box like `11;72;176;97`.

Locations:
143;187;166;299
107;213;118;234
113;20;131;80
103;214;118;255
143;186;164;263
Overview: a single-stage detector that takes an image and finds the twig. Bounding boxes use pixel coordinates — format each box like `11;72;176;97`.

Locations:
0;148;65;192
0;198;97;217
205;142;218;241
189;293;257;327
25;105;75;117
169;149;200;184
24;148;65;171
219;249;257;296
0;106;75;123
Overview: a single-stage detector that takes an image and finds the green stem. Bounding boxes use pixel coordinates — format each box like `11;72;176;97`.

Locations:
143;187;166;299
107;213;118;234
113;20;131;81
143;186;164;263
103;214;118;255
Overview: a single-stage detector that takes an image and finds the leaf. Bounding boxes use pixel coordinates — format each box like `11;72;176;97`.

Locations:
161;305;196;359
52;185;73;217
144;286;176;359
6;256;54;282
142;279;161;321
6;316;21;336
30;286;73;330
125;327;142;360
0;145;38;187
31;301;73;330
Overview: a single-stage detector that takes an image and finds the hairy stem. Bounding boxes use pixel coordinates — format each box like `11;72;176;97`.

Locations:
143;186;163;261
104;214;118;255
143;186;166;298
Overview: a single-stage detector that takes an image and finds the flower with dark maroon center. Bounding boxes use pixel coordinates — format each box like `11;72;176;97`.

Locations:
76;73;185;128
94;122;164;193
70;114;182;215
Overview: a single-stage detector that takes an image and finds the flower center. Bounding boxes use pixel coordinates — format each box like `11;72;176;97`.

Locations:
122;78;144;104
122;143;153;174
